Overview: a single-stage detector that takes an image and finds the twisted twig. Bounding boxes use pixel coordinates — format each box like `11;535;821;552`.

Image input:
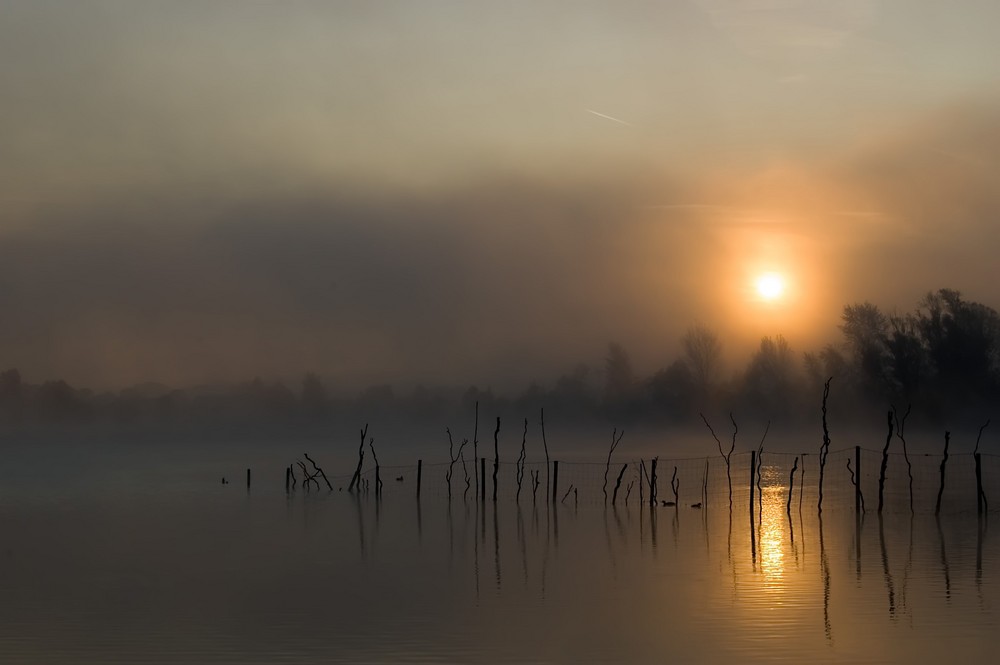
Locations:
603;428;625;504
893;404;913;512
818;378;832;514
935;431;950;515
701;412;736;508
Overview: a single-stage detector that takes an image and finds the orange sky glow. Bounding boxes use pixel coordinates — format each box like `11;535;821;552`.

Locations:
2;1;999;388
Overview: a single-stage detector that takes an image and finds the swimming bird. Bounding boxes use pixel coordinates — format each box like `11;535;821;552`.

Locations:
395;475;404;482
690;502;702;509
662;500;676;507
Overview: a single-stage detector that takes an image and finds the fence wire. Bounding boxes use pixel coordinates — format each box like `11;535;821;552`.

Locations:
305;447;997;514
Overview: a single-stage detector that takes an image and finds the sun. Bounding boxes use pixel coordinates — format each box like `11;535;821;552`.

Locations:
755;273;785;301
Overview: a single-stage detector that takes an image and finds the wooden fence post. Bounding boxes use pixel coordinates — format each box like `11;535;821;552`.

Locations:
246;468;251;490
749;450;757;561
855;446;862;515
976;453;984;515
417;459;423;498
480;457;486;503
552;460;559;505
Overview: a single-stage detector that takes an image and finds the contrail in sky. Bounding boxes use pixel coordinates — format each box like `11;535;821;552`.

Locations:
585;109;632;126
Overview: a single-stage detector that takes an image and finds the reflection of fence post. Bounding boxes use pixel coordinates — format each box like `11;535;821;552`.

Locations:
976;453;984;515
480;458;486;503
855;446;861;515
749;451;756;520
417;459;422;498
552;461;559;505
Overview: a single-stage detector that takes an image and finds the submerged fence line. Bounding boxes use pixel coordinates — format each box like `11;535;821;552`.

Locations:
272;443;997;516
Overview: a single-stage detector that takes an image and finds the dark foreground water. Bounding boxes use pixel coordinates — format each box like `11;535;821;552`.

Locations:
1;440;998;663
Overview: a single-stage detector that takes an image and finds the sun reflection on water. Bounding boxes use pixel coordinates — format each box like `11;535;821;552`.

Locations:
760;488;787;581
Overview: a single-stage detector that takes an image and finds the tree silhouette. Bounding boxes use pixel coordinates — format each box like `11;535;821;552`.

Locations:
603;342;634;412
917;289;1000;407
840;302;891;396
682;325;722;392
743;335;796;416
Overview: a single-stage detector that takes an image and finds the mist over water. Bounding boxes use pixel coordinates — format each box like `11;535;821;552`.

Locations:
4;2;1000;661
1;438;996;664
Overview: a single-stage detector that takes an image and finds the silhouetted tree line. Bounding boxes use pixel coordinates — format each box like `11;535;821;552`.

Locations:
0;288;996;433
804;289;1000;421
595;288;1000;426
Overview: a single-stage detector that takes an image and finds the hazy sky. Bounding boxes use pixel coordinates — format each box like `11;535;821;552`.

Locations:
2;1;1000;390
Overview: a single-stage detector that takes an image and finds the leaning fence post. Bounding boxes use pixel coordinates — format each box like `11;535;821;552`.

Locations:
749;450;756;520
935;431;950;516
976;453;984;515
552;460;559;505
417;459;423;498
855;446;862;515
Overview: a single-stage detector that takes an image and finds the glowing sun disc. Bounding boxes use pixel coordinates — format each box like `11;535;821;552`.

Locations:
756;273;785;301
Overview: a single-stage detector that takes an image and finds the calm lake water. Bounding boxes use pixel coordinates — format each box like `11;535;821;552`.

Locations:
1;439;997;663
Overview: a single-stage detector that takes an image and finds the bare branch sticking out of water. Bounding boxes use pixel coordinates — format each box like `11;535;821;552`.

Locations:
561;485;575;504
639;461;648;506
649;458;659;507
516;419;528;502
304;453;333;491
297;460;318;490
818;378;832;515
878;410;892;513
540;408;550;507
461;447;471;501
348;423;369;492
603;428;625;504
976;453;989;514
612;463;628;506
973;417;991;513
935;431;950;515
975;419;990;455
445;429;468;501
755;422;768;522
701;412;736;508
847;457;865;513
369;439;382;497
492;418;501;502
787;456;799;516
473;401;479;498
893;404;913;513
702;459;709;507
670;466;679;506
799;455;805;512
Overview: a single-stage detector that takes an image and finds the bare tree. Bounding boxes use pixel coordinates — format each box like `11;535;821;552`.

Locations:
683;325;722;390
604;342;634;408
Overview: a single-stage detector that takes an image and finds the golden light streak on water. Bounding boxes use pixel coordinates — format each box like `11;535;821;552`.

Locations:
759;485;788;583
